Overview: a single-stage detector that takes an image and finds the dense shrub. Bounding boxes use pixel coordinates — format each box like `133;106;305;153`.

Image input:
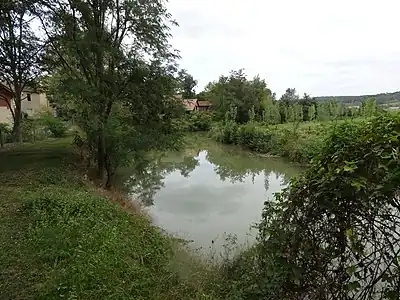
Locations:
40;113;68;137
46;119;68;137
225;114;400;299
182;112;213;132
0;123;11;147
21;118;48;142
210;121;324;163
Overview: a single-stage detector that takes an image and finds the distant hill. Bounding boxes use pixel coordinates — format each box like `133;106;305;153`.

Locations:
315;91;400;106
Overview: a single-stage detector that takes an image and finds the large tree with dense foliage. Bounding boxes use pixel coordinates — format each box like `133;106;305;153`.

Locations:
204;69;273;123
39;0;183;187
0;0;45;141
177;69;197;98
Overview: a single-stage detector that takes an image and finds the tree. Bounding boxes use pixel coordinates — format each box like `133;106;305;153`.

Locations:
308;104;316;121
362;97;377;117
261;93;278;125
40;0;183;187
293;103;303;123
298;93;317;121
278;88;299;123
0;0;45;141
177;69;197;99
280;88;299;104
204;70;273;123
317;102;330;121
287;105;295;123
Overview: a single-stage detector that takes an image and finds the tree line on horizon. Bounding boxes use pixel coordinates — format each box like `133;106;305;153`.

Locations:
179;68;380;124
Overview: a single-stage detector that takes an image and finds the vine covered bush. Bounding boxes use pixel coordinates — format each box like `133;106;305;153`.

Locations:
252;114;400;299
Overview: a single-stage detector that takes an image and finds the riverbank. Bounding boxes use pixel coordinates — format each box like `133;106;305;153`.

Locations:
0;138;226;299
208;119;362;164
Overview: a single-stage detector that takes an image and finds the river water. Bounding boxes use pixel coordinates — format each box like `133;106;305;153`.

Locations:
127;135;302;252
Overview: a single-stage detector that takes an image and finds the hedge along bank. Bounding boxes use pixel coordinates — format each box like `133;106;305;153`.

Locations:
209;120;330;164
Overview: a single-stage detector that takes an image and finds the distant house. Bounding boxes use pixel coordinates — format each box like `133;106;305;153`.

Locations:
20;86;51;117
0;82;51;124
175;95;212;112
182;99;198;111
196;100;211;111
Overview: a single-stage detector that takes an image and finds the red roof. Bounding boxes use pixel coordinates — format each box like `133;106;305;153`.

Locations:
182;99;197;111
0;82;12;98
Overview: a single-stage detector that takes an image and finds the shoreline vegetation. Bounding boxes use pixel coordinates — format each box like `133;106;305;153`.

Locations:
0;138;223;299
0;0;399;298
2;112;400;299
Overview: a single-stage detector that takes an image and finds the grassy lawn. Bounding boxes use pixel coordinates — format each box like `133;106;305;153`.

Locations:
0;138;215;300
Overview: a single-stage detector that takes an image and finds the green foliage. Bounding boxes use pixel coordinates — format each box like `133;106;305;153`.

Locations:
20;117;49;142
42;0;184;186
308;104;316;121
210;121;325;163
182;112;213;132
204;70;273;123
253;114;400;299
39;112;68;138
0;1;44;142
22;189;184;299
0;123;11;147
0;140;203;299
177;69;197;99
361;97;377;117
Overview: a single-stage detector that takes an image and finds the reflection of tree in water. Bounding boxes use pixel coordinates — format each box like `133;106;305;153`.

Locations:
126;141;301;206
207;151;270;185
127;154;199;206
207;149;300;190
263;170;270;191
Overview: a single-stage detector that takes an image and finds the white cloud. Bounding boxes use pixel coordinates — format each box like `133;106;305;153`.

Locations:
167;0;400;96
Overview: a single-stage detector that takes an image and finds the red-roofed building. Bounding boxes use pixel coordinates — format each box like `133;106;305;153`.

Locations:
196;100;211;111
175;95;212;112
182;99;198;111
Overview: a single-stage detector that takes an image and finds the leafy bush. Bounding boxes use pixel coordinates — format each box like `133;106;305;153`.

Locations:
0;123;11;147
46;119;68;137
182;112;213;132
39;112;68;138
253;114;400;299
21;117;48;142
210;121;323;163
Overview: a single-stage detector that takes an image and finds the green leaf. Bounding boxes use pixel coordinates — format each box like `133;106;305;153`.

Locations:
346;265;356;276
345;229;353;238
345;281;361;291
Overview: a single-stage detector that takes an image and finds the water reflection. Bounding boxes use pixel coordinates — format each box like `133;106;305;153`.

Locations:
125;138;301;250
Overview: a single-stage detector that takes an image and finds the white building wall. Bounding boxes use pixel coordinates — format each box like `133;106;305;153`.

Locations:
0;107;13;125
0;92;51;124
21;92;50;116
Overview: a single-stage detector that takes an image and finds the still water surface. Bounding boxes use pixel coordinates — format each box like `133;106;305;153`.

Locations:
127;136;302;251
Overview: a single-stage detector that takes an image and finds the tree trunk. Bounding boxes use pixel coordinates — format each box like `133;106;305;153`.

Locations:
0;130;3;148
105;154;114;190
12;110;22;142
97;125;106;182
11;89;22;143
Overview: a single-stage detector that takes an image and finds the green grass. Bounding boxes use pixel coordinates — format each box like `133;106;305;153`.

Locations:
0;138;223;300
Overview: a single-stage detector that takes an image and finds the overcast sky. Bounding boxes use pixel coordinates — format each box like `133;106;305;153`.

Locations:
167;0;400;97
